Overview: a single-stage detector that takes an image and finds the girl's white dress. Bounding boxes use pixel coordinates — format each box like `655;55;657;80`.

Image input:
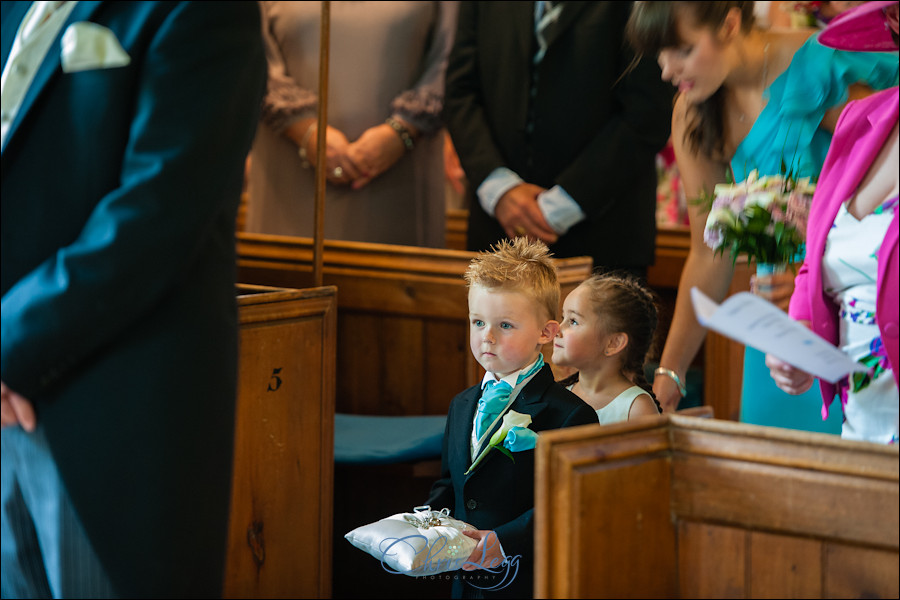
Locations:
567;384;652;425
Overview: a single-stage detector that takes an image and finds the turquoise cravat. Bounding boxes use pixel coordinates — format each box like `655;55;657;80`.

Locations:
474;380;514;441
473;356;545;441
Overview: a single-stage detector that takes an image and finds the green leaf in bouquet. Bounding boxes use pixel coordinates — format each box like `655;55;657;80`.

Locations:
774;221;785;243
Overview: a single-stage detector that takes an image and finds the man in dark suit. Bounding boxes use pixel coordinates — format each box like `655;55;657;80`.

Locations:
444;1;674;278
0;2;265;597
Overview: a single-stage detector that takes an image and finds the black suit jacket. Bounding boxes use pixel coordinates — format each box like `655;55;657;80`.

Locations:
426;364;598;598
444;1;674;271
1;2;265;596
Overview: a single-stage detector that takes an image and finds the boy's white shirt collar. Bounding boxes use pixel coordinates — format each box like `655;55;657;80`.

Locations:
479;355;542;390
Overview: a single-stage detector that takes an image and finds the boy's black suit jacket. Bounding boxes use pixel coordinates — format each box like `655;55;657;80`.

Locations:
427;364;598;598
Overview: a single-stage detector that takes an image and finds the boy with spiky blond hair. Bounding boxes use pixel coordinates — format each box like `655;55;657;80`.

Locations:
426;237;597;599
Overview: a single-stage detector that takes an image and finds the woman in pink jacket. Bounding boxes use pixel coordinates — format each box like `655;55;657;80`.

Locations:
767;1;899;444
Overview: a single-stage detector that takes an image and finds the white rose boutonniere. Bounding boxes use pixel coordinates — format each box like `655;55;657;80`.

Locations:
465;410;538;475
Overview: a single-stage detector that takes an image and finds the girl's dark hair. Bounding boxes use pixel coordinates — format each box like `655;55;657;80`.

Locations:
626;1;757;159
583;271;661;406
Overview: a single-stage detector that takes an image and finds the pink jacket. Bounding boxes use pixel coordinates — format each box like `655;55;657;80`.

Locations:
790;87;899;414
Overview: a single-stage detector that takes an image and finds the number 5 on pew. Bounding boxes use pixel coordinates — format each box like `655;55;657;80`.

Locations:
268;367;282;392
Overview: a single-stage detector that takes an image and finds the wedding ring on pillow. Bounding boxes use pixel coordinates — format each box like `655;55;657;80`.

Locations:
402;506;450;530
514;225;526;236
332;166;343;178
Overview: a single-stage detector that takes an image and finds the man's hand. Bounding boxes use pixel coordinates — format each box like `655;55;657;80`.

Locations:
495;184;559;244
1;381;36;432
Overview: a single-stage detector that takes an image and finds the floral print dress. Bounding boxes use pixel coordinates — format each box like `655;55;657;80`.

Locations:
822;195;899;444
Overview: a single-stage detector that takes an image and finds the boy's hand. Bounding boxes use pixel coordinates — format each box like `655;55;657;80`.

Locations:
462;529;505;571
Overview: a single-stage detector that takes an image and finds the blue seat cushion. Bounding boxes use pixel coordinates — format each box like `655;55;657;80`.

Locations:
334;414;447;465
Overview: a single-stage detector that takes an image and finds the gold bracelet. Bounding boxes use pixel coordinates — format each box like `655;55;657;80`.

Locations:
385;117;415;151
654;367;687;397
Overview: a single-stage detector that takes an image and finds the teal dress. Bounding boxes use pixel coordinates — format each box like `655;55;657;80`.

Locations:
732;33;899;434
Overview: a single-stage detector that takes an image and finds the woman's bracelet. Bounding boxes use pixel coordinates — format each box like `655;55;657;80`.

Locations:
654;367;687;397
385;117;415;151
297;123;316;169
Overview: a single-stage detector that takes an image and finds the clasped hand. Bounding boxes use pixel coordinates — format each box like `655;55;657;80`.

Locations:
304;123;407;189
495;184;559;245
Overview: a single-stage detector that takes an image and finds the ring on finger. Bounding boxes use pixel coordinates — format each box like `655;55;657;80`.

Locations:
333;166;344;178
514;225;526;237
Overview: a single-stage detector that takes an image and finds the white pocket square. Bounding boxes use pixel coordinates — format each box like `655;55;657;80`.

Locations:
60;22;130;73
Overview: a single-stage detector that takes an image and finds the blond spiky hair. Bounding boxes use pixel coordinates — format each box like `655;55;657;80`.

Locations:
464;237;560;321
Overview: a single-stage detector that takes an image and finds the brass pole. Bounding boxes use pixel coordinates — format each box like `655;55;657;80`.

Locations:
313;1;330;287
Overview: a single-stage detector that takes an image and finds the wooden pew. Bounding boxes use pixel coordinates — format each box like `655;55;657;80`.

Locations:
645;224;691;289
224;284;337;598
535;415;899;599
235;232;593;416
445;207;468;251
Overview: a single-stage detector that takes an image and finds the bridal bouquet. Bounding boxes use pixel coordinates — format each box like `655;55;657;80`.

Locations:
702;169;815;268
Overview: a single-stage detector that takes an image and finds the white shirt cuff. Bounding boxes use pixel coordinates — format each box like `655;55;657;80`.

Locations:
537;185;586;234
476;168;524;217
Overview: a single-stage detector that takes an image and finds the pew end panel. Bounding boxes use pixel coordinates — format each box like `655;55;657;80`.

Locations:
224;284;337;598
535;415;899;599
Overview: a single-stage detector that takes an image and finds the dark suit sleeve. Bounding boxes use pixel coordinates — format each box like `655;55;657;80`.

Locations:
1;2;266;398
442;0;510;190
554;6;673;221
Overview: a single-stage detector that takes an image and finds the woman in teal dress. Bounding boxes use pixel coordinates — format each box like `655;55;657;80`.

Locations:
734;28;897;432
626;1;898;431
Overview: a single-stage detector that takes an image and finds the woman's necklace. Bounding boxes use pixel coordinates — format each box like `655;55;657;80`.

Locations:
738;42;770;123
